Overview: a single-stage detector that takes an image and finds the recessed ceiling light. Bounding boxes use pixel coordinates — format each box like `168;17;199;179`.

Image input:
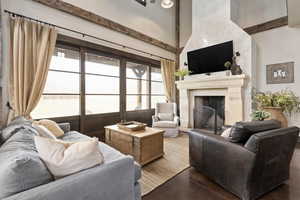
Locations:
161;0;174;8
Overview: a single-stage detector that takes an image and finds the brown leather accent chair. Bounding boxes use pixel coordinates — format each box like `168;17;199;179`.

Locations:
188;120;299;200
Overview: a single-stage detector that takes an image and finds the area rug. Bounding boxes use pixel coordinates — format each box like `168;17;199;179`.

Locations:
140;133;190;196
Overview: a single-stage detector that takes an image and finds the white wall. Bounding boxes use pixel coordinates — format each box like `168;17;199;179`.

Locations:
0;0;176;124
180;0;255;123
252;26;300;127
64;0;176;46
0;0;175;60
179;0;192;48
235;0;287;28
0;0;2;125
234;0;300;127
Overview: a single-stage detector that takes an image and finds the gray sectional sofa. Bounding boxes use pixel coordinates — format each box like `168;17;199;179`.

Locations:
0;118;141;200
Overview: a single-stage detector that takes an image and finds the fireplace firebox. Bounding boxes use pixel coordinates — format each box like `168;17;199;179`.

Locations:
194;96;225;134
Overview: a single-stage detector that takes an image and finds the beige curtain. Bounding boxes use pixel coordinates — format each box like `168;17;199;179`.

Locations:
8;17;57;121
161;59;176;102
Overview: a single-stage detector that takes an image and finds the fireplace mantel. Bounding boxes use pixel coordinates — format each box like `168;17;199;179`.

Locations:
176;74;247;90
176;74;248;129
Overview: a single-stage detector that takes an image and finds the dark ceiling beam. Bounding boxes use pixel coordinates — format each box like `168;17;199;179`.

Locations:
32;0;177;53
244;16;288;35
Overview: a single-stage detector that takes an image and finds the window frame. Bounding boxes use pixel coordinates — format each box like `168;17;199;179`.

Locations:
34;38;164;120
125;61;150;112
84;50;121;115
150;67;165;109
33;44;81;119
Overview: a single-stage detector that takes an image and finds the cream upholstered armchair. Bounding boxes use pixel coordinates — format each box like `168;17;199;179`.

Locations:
152;103;180;137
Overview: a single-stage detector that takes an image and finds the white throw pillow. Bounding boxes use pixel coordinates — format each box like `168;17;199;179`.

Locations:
158;113;174;121
221;128;232;138
34;136;104;178
35;119;64;137
32;124;57;140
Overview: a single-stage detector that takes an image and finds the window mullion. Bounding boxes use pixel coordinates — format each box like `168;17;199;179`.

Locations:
80;48;86;132
120;59;127;121
148;66;151;110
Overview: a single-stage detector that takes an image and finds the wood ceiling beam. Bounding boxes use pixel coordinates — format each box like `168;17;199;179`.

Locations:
32;0;177;53
244;16;288;35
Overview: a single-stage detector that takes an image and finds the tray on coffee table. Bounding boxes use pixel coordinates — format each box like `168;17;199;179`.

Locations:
117;121;147;131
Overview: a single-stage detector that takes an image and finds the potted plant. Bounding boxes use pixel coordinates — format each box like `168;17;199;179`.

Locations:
251;110;270;121
175;68;191;80
254;90;300;127
224;61;231;76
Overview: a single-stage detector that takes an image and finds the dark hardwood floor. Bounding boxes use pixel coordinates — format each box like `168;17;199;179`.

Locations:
143;144;300;200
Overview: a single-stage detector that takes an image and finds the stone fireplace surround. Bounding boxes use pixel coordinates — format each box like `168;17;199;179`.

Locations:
176;74;247;129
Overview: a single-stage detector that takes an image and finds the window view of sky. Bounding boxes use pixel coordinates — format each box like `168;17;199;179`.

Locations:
32;48;166;119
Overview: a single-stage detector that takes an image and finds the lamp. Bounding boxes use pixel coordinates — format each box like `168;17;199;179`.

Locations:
161;0;174;8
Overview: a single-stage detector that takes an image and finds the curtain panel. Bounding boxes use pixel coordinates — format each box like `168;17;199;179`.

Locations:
161;59;176;103
8;17;57;122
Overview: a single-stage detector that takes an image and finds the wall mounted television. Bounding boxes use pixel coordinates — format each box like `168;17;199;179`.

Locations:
187;41;233;75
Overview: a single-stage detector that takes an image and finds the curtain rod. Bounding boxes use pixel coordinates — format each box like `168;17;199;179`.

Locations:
4;10;175;62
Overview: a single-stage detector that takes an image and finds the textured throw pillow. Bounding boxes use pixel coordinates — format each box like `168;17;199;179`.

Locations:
0;129;53;199
158;113;174;121
229;120;281;143
32;123;57;140
221;128;232;138
0;117;35;145
35;119;64;137
34;136;104;178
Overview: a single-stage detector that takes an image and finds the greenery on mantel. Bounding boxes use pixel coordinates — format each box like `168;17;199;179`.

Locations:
175;69;191;80
224;61;232;70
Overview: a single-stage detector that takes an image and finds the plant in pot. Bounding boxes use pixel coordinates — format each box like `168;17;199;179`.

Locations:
254;90;300;127
251;110;270;121
224;61;231;76
175;68;191;81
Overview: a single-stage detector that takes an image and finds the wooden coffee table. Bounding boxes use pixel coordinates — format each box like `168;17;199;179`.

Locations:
105;125;164;166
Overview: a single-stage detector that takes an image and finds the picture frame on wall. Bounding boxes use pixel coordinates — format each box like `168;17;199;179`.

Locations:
266;62;294;84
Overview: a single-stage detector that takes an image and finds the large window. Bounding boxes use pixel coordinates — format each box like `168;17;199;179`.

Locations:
85;53;120;115
151;67;166;108
32;44;166;119
126;62;150;111
32;47;80;119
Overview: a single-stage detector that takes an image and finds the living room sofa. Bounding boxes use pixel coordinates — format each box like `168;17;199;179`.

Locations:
0;118;141;200
188;120;299;200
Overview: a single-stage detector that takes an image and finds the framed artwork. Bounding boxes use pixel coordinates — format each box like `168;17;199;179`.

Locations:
266;62;294;84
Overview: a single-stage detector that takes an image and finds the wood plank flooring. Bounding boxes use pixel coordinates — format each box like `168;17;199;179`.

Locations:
143;144;300;200
141;133;189;195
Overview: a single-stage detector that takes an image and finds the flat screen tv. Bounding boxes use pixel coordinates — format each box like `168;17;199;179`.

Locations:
187;41;233;75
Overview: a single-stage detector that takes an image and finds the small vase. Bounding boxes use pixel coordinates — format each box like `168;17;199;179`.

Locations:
263;107;288;128
231;56;243;75
226;70;231;76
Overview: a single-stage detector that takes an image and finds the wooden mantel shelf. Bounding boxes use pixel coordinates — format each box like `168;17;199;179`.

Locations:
176;74;248;90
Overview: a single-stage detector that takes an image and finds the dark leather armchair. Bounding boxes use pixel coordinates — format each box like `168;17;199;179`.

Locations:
189;121;299;200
